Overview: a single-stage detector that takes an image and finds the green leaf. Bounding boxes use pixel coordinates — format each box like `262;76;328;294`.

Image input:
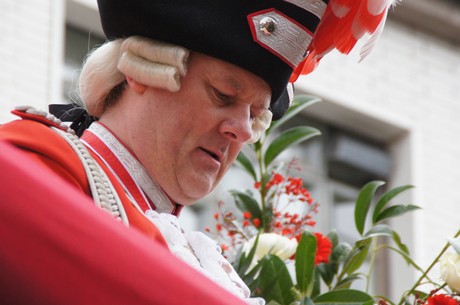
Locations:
242;266;261;291
322;243;352;287
296;231;317;296
319;242;352;287
310;269;322;299
331;243;352;264
354;181;385;236
354;238;371;249
257;255;295;305
301;297;316;305
343;245;370;276
317;233;345;286
410;290;429;301
363;224;394;239
375;204;420;223
230;190;262;221
391;231;410;257
314;289;373;305
236;233;260;275
317;263;335;288
264;126;320;168
267;95;321;135
243;261;263;289
235;151;257;181
327;231;339;249
372;185;414;224
330;243;352;273
334;274;363;290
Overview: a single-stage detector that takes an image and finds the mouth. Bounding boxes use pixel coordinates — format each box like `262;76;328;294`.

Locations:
201;148;222;163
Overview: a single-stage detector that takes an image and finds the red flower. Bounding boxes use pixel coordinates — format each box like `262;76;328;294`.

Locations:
254;181;261;189
282;228;294;235
314;232;332;265
243;220;250;227
285;177;302;194
253;218;261;228
214;213;219;220
221;243;229;252
266;173;285;188
243;211;252;219
216;223;223;231
425;295;458;305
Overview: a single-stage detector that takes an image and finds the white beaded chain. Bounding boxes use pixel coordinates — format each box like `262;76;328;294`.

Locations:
14;106;128;225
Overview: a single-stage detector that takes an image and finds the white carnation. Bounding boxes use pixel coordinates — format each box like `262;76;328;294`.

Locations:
243;233;297;270
248;110;273;144
440;251;460;293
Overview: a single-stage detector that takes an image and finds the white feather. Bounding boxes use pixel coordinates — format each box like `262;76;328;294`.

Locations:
330;1;351;18
359;0;400;60
358;8;388;61
368;0;400;15
367;0;389;15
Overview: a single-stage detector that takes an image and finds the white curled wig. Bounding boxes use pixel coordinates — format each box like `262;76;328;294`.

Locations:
78;39;125;118
78;36;190;118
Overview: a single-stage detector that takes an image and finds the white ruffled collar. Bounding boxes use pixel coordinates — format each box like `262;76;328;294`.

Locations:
145;210;265;305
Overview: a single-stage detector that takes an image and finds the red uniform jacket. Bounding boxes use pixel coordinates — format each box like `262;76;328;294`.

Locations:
0;113;166;243
0;113;246;305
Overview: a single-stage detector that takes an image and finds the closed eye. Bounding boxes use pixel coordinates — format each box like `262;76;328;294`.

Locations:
211;86;264;120
212;87;233;105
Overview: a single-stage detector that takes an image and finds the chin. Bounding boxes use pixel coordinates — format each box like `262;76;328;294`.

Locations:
176;181;216;205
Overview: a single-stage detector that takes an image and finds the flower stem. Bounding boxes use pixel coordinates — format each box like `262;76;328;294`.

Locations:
398;229;460;305
256;141;268;232
366;237;378;293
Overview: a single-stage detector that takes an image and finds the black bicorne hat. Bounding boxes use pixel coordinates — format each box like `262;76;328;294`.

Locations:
96;0;396;119
96;0;329;119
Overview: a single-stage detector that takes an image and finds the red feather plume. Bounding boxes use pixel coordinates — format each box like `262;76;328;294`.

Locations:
290;0;396;82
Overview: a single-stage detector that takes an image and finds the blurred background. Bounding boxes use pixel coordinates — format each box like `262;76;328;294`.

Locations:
0;0;459;300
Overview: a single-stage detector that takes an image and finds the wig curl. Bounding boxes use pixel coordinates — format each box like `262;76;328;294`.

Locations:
79;37;190;118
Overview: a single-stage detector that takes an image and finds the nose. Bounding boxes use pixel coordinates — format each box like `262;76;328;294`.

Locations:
219;108;253;143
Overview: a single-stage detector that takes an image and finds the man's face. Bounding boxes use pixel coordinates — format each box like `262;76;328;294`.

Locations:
127;52;271;205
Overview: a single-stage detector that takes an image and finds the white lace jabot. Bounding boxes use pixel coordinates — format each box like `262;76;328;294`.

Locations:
145;210;265;305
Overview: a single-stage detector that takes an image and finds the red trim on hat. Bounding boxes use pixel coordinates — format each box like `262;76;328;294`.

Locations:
247;9;313;68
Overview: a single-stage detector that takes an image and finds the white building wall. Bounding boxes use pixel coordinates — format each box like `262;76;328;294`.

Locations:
1;0;459;300
0;0;65;123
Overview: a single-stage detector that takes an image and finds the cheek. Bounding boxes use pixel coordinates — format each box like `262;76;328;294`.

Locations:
223;144;244;171
229;144;243;161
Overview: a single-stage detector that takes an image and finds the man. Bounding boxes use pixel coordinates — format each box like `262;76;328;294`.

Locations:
0;0;396;304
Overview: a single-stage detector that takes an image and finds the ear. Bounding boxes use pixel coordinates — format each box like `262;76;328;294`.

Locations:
126;77;148;94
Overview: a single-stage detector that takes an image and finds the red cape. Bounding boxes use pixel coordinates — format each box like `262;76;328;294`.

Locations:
0;140;246;305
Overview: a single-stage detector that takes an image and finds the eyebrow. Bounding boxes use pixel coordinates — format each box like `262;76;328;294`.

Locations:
223;75;242;91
